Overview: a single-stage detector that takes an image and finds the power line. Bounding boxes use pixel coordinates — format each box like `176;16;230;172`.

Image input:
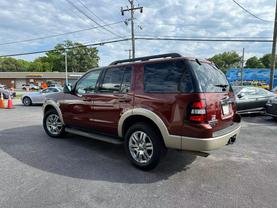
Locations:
65;0;124;38
135;37;272;43
76;0;126;37
76;0;109;26
59;0;93;24
0;36;273;58
137;21;272;28
232;0;272;22
0;21;125;46
136;35;272;39
0;38;131;58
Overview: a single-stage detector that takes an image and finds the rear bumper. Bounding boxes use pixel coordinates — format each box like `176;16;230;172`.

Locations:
265;104;277;117
164;122;241;151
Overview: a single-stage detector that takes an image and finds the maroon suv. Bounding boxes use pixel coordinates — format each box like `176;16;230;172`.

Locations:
43;53;241;170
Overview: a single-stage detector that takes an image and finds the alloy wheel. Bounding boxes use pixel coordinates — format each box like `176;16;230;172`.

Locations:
46;114;63;135
128;131;154;164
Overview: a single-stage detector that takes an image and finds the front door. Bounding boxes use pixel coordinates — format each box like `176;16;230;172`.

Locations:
59;69;102;129
91;66;133;135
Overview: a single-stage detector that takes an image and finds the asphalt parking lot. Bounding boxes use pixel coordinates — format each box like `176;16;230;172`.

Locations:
0;105;276;208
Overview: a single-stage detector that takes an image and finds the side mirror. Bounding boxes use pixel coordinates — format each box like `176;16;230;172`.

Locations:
63;84;72;93
237;93;245;99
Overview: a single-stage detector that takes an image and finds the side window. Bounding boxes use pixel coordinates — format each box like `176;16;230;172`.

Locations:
120;67;132;93
75;70;101;94
47;88;58;93
144;60;194;93
42;89;49;93
241;88;255;96
99;68;124;93
256;88;268;96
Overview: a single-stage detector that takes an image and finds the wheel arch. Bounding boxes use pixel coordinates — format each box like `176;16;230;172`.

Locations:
118;108;170;145
22;95;31;101
43;100;64;124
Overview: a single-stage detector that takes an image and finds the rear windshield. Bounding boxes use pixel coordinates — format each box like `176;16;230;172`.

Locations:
144;60;194;93
190;61;229;92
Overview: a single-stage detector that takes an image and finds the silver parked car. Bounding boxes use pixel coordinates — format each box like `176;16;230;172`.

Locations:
21;87;62;106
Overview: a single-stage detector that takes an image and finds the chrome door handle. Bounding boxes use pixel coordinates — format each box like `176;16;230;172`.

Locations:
83;98;93;102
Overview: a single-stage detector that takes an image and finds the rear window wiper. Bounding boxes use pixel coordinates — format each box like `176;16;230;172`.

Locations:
214;84;228;88
214;84;228;92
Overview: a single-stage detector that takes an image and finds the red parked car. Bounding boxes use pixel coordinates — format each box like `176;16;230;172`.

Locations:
43;53;241;170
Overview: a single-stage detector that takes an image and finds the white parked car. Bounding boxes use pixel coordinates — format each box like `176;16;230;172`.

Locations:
21;87;63;106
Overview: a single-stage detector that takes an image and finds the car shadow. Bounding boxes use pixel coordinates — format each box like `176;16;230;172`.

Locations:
0;125;196;184
241;113;277;125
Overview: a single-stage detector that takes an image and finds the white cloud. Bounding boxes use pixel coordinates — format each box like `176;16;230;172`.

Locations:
0;0;275;66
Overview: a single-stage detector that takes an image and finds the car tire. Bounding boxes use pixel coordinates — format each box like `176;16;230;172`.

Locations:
23;97;32;106
43;109;66;138
124;122;163;171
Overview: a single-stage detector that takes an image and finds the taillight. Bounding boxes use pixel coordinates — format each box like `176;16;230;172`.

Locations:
188;100;207;123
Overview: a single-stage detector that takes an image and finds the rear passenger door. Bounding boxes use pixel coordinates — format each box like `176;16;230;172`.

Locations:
91;66;133;135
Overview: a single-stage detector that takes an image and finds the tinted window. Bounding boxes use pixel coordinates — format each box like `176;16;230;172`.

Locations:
48;88;58;93
144;60;194;93
121;67;132;93
100;68;124;93
99;67;132;93
75;70;101;94
190;61;229;92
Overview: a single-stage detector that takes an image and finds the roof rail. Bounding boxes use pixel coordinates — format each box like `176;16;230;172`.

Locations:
109;53;182;65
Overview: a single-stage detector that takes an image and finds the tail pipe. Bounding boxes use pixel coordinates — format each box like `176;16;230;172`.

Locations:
228;135;237;145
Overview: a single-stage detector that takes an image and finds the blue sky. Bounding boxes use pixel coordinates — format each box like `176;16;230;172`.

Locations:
0;0;275;66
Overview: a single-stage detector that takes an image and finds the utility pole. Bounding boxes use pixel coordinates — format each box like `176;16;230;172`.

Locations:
121;0;143;59
125;49;132;59
65;50;68;86
241;48;244;86
270;0;277;90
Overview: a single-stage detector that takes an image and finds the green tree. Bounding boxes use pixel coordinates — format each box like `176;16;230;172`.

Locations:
0;57;20;72
245;56;265;68
46;40;99;72
0;40;99;72
209;51;241;73
27;57;52;72
17;59;31;71
259;54;277;68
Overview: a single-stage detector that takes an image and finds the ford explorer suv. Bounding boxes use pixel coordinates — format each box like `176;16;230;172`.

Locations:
43;53;241;170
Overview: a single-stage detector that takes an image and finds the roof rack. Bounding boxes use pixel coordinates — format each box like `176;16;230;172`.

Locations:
109;53;182;65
